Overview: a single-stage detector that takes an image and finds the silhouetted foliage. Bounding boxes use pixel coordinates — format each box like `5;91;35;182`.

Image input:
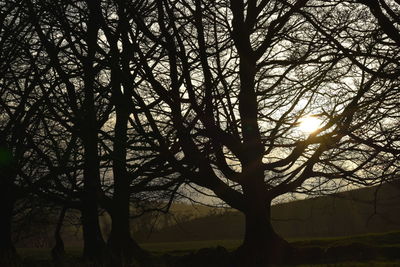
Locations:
1;0;399;266
111;0;400;265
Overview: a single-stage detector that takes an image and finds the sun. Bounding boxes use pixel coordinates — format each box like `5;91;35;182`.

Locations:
298;116;322;133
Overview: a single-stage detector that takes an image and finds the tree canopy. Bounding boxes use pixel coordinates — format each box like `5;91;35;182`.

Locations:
0;0;399;266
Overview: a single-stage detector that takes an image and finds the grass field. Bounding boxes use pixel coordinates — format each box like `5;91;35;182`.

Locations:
12;184;400;266
16;240;240;260
295;261;400;267
291;230;400;248
15;230;400;266
138;230;400;253
139;183;400;244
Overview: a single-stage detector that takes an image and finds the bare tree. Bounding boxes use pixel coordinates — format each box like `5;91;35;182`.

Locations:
0;0;47;263
122;0;400;265
16;0;182;265
82;0;184;262
4;0;398;266
347;0;400;158
22;0;111;261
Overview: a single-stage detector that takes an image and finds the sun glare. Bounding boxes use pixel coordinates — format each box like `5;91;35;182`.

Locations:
298;116;322;133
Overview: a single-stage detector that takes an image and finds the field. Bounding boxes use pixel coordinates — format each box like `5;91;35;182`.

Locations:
15;183;400;247
15;231;400;266
140;183;400;244
12;183;400;266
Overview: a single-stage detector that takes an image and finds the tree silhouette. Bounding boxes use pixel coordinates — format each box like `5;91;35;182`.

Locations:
0;1;47;263
122;0;400;265
23;0;111;261
300;0;400;185
1;0;399;266
12;0;182;264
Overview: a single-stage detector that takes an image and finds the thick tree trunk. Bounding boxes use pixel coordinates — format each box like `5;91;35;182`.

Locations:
108;208;151;266
235;191;292;267
107;107;151;266
80;125;108;262
81;200;107;262
236;211;292;266
0;181;18;266
81;154;108;262
107;173;139;265
79;1;108;259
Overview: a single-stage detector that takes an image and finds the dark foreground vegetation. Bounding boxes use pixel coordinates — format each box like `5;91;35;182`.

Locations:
10;231;400;267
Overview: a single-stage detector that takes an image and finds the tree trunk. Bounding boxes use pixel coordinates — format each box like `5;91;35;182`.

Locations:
79;1;108;258
51;207;67;265
235;199;293;266
81;130;108;262
108;208;151;266
107;169;138;265
0;180;18;266
81;202;107;263
107;106;151;266
81;162;108;262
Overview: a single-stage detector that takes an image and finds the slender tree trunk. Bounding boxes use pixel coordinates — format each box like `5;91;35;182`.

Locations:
51;207;67;265
0;171;18;266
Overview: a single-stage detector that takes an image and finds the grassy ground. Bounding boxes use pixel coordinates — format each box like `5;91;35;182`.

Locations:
294;260;400;267
15;231;400;266
140;230;400;254
290;231;400;248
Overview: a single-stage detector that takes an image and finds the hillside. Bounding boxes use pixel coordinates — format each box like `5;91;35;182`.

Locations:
140;182;400;243
15;182;400;247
